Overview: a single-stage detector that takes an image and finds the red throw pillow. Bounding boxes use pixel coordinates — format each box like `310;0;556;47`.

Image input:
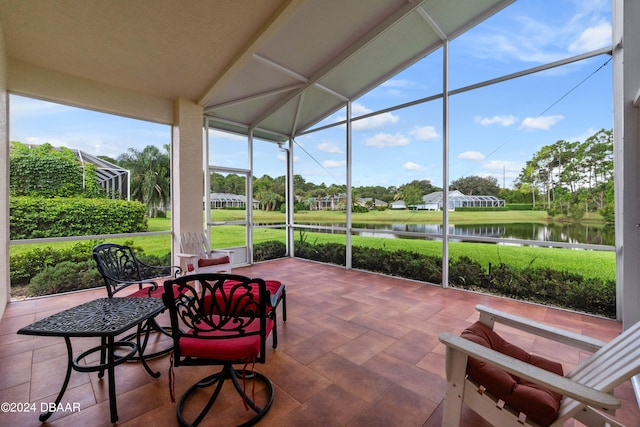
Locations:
461;321;564;426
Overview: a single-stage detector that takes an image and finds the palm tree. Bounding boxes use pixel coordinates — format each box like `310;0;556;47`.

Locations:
117;145;170;217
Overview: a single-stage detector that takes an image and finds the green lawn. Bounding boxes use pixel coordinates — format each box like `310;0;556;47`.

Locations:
220;209;559;224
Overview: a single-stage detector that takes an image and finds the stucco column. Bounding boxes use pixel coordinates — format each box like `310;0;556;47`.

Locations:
0;21;8;318
614;0;640;327
171;97;204;267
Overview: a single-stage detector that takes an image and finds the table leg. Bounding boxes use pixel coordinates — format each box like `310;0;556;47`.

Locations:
98;336;106;378
136;320;161;378
39;337;73;422
107;335;118;423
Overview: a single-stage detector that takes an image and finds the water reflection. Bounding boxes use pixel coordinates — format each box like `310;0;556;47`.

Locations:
291;222;615;246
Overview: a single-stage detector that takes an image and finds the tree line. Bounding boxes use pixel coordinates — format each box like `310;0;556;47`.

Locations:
9;127;614;221
515;128;613;221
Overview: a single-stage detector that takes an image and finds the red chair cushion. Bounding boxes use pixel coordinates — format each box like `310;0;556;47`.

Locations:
179;317;274;360
461;321;564;427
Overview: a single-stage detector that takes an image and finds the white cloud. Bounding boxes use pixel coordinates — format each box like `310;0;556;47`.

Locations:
483;160;523;173
569;22;611;52
277;153;299;162
409;125;439;141
317;142;342;153
10;95;69;117
403;161;426;171
322;160;346;168
345;103;399;131
460;6;612;64
475;115;517;126
365;133;410;147
459;151;485;161
520;115;564;130
381;79;415;88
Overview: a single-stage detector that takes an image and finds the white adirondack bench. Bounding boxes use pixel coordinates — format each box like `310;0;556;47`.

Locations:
178;231;232;274
439;304;640;426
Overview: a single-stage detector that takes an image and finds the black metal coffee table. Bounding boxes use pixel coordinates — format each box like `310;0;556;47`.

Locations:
17;297;166;423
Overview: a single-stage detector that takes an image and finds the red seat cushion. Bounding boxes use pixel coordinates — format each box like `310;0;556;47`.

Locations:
461;321;564;426
179;317;274;360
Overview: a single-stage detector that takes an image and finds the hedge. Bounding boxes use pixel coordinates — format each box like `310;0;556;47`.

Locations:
13;239;616;317
10;240;171;291
10;196;148;239
253;240;616;318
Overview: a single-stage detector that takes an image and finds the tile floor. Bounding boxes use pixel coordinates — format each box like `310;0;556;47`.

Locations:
0;258;638;426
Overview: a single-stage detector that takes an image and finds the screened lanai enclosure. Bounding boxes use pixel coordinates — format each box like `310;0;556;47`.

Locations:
1;0;640;333
209;193;257;209
420;191;506;211
200;0;625;318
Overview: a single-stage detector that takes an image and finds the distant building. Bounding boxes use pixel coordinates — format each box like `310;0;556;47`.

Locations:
357;197;388;209
415;190;505;211
209;193;259;209
390;200;406;209
312;195;388;211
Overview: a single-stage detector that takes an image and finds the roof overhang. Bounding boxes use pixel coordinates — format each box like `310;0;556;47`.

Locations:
0;0;514;141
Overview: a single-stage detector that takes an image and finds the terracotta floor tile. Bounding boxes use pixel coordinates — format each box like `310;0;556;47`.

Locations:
277;384;368;426
1;258;638;426
309;352;394;403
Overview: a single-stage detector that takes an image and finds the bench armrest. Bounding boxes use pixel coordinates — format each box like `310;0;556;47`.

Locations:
439;332;620;411
476;305;606;353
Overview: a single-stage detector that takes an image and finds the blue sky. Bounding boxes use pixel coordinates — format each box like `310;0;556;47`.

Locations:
10;0;613;191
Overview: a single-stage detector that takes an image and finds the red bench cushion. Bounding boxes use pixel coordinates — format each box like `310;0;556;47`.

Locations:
186;255;231;272
198;256;230;267
461;321;564;426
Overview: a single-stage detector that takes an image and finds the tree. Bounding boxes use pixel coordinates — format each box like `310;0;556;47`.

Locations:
255;191;282;211
514;129;613;218
405;179;438;195
117;145;170;217
578;129;613;211
498;187;534;204
394;184;424;209
450;175;500;196
225;174;246;195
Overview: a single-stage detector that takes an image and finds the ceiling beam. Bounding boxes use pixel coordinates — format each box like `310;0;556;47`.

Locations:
197;0;305;107
249;0;426;131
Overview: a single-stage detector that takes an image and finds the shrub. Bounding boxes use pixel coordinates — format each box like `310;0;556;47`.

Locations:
13;241;173;297
449;256;486;287
281;238;616;318
476;263;615;318
10;241;97;285
28;260;103;296
254;241;287;261
353;246;442;283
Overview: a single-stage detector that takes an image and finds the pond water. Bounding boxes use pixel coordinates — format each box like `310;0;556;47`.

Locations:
293;222;615;246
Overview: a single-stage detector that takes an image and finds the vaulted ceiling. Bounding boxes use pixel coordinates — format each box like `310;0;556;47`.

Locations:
0;0;514;140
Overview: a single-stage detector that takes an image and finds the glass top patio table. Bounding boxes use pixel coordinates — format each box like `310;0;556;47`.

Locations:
17;297;166;423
